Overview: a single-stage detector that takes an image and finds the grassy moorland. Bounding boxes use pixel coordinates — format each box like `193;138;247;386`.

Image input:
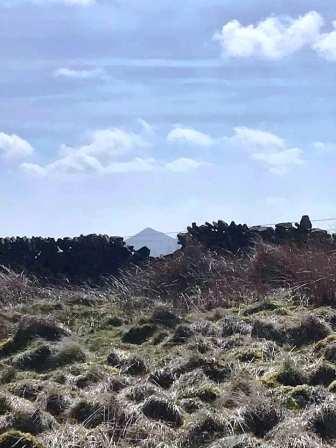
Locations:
1;244;336;448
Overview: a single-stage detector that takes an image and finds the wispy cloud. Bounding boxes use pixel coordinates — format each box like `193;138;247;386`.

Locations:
213;11;336;60
53;67;106;80
167;127;215;147
313;141;336;153
231;127;304;174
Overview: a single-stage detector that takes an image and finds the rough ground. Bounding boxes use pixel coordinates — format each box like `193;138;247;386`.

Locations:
1;291;336;447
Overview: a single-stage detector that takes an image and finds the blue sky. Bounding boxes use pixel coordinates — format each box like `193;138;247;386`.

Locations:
0;0;336;237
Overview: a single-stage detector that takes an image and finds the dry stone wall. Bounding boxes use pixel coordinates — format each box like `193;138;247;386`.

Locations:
0;234;149;283
178;216;333;253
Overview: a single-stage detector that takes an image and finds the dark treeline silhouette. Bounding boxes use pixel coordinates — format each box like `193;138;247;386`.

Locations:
178;215;333;253
0;234;149;283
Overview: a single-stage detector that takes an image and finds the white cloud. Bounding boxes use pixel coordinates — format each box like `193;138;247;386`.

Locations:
20;124;204;178
0;132;34;160
166;125;304;175
214;11;323;59
313;22;336;60
165;158;203;173
20;123;207;178
22;127;152;177
167;127;215;147
54;68;105;80
231;127;304;174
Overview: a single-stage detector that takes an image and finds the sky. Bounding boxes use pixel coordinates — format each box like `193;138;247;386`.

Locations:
0;0;336;237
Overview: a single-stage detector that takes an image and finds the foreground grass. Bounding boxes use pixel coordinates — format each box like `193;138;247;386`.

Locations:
1;283;336;448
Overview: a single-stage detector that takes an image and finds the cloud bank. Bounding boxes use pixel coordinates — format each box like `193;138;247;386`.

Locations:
0;125;308;178
20;124;205;178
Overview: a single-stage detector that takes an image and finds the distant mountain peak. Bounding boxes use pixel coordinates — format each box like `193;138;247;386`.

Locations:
126;227;178;257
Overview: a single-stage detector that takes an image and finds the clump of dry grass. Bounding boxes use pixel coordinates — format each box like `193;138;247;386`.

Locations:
108;242;336;312
0;266;34;306
249;244;336;306
108;244;254;311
